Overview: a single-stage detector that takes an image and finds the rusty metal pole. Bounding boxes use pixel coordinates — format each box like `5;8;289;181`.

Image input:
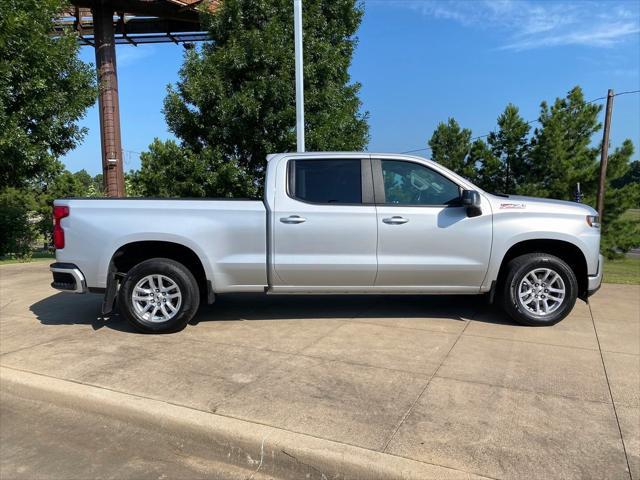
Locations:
596;89;614;220
294;0;305;152
93;4;125;197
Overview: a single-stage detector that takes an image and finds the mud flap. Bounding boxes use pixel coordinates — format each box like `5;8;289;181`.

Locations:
487;280;497;304
101;263;120;315
207;280;216;304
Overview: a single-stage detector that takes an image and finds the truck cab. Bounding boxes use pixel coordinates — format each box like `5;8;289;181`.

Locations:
266;153;492;293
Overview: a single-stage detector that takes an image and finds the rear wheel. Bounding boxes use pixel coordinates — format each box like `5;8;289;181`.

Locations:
118;258;200;333
501;253;577;326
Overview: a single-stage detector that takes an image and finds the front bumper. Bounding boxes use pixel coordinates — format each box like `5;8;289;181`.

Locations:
50;263;87;294
587;254;604;297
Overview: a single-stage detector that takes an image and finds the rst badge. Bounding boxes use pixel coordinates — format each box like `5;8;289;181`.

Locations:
500;203;526;209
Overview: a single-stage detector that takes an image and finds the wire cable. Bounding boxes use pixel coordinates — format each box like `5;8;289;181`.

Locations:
400;89;640;155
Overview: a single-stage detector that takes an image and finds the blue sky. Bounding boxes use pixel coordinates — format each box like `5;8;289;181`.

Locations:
63;0;640;174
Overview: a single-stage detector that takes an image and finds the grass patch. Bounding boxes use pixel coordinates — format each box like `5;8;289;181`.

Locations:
603;257;640;285
622;208;640;222
0;251;54;265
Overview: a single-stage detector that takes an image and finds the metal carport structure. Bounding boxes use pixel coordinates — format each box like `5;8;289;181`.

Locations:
53;1;217;197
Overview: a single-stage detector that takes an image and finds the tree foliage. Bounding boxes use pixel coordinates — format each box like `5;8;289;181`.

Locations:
597;141;640;257
136;0;369;197
0;0;97;189
468;139;501;192
487;104;530;193
129;140;257;198
428;118;475;180
0;188;38;258
524;87;602;198
612;160;639;188
0;0;96;257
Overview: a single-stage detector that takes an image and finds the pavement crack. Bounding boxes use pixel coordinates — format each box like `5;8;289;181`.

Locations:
433;374;613;406
381;320;471;453
0;333;78;357
281;450;327;479
246;434;269;480
589;302;633;480
462;331;600;352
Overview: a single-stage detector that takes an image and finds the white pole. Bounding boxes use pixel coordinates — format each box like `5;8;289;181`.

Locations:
294;0;305;152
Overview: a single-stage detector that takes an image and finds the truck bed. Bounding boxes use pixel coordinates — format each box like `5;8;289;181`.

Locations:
54;198;268;292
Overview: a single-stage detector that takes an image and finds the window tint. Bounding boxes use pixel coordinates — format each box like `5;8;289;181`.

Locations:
381;160;460;205
291;160;362;204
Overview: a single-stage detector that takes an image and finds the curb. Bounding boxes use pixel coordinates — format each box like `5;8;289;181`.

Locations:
0;366;485;480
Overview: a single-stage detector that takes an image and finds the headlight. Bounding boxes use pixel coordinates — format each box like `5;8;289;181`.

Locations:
586;215;600;228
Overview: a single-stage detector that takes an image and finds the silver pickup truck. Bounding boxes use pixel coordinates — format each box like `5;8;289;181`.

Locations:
50;152;603;333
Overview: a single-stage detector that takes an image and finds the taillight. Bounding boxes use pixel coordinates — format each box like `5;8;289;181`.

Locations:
53;205;69;249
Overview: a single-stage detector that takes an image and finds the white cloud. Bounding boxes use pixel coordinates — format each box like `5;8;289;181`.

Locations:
115;44;157;68
369;0;640;51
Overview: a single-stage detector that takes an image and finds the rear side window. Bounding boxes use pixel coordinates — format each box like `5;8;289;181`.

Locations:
290;159;362;204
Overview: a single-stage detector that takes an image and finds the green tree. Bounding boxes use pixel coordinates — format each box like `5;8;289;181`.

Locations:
524;87;638;258
524;87;602;198
139;0;369;197
33;169;99;244
46;170;93;198
124;171;144;198
131;139;258;198
487;104;530;193
69;169;102;195
468;139;501;192
597;140;640;258
0;188;38;257
425;86;638;257
428;118;476;180
0;0;97;189
612;160;639;188
91;173;105;197
0;0;96;257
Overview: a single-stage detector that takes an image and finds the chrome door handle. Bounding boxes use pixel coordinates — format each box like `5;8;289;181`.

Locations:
383;216;409;225
280;215;307;224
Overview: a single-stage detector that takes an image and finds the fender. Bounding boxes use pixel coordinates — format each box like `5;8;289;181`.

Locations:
483;233;590;292
101;233;218;291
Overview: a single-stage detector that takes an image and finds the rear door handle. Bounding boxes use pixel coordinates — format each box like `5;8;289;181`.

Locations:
280;215;307;224
383;216;409;225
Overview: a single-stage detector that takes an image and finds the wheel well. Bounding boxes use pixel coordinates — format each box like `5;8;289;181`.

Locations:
496;239;588;299
110;241;208;299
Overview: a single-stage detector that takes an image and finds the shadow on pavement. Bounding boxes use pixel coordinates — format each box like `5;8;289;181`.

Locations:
30;291;514;332
29;293;136;333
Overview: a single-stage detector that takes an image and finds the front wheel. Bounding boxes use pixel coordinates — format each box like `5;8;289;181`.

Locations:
501;253;578;326
118;258;200;333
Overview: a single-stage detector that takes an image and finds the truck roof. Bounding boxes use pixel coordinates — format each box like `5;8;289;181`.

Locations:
266;151;432;163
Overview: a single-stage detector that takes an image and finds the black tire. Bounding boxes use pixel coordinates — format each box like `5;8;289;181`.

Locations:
501;253;578;326
118;258;200;333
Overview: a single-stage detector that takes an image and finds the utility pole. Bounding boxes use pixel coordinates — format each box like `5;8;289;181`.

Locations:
596;89;614;220
93;4;126;197
505;161;510;194
294;0;305;152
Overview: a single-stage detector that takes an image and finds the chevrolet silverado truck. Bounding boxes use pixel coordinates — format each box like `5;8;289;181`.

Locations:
50;152;603;333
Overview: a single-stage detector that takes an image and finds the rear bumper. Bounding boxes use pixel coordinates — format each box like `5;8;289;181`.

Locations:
50;263;87;294
587;254;604;297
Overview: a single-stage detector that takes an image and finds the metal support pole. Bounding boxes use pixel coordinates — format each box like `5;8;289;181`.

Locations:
596;89;614;220
93;4;125;197
294;0;305;152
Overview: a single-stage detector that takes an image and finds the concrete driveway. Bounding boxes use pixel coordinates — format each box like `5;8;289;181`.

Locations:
1;262;638;479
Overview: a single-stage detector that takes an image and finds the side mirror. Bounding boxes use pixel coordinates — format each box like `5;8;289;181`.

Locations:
461;190;482;217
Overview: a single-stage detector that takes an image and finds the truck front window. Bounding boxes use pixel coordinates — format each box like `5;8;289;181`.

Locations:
381;160;460;205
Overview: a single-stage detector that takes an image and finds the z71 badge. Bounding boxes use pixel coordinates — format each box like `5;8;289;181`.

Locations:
500;203;526;209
